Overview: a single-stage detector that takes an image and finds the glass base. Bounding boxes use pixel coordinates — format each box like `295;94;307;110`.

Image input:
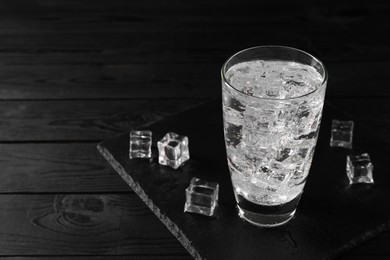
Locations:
235;194;301;227
237;205;295;227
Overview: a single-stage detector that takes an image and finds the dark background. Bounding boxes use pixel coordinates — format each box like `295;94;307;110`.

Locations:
0;0;389;259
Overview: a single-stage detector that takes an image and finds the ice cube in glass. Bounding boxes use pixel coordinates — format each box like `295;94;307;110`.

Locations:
184;178;219;216
346;153;374;184
157;132;189;169
330;120;354;149
129;130;152;159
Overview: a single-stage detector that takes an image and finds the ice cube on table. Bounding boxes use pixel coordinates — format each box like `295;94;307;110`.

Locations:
157;132;189;169
184;178;219;216
129;130;152;159
330;120;354;149
346;153;374;184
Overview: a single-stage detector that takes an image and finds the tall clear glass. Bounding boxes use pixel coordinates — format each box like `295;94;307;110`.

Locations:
221;46;327;227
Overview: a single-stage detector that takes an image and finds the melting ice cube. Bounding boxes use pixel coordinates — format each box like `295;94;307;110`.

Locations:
157;132;189;169
346;153;374;184
129;130;152;159
330;120;354;149
184;178;219;216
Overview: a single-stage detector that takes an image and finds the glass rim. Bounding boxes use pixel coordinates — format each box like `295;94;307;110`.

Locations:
221;45;328;101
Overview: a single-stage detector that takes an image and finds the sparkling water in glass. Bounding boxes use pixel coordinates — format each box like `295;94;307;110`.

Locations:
221;46;328;227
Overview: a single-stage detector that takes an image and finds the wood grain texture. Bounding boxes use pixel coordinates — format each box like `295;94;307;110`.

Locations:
0;194;188;257
0;1;386;29
0;143;130;193
0;36;389;66
0;0;388;66
7;257;191;260
0;99;205;141
0;64;221;99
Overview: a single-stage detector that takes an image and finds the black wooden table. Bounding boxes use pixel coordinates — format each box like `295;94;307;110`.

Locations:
0;1;389;259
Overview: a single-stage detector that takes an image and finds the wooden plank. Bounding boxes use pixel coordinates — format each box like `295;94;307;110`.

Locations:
0;35;389;65
0;194;188;257
0;15;387;35
6;256;385;260
0;143;130;193
0;32;388;60
6;257;191;260
0;2;388;65
0;99;205;141
0;64;220;99
0;62;388;99
0;1;387;34
1;43;389;66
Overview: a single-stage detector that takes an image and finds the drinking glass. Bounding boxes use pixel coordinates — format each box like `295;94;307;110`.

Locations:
221;46;327;227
